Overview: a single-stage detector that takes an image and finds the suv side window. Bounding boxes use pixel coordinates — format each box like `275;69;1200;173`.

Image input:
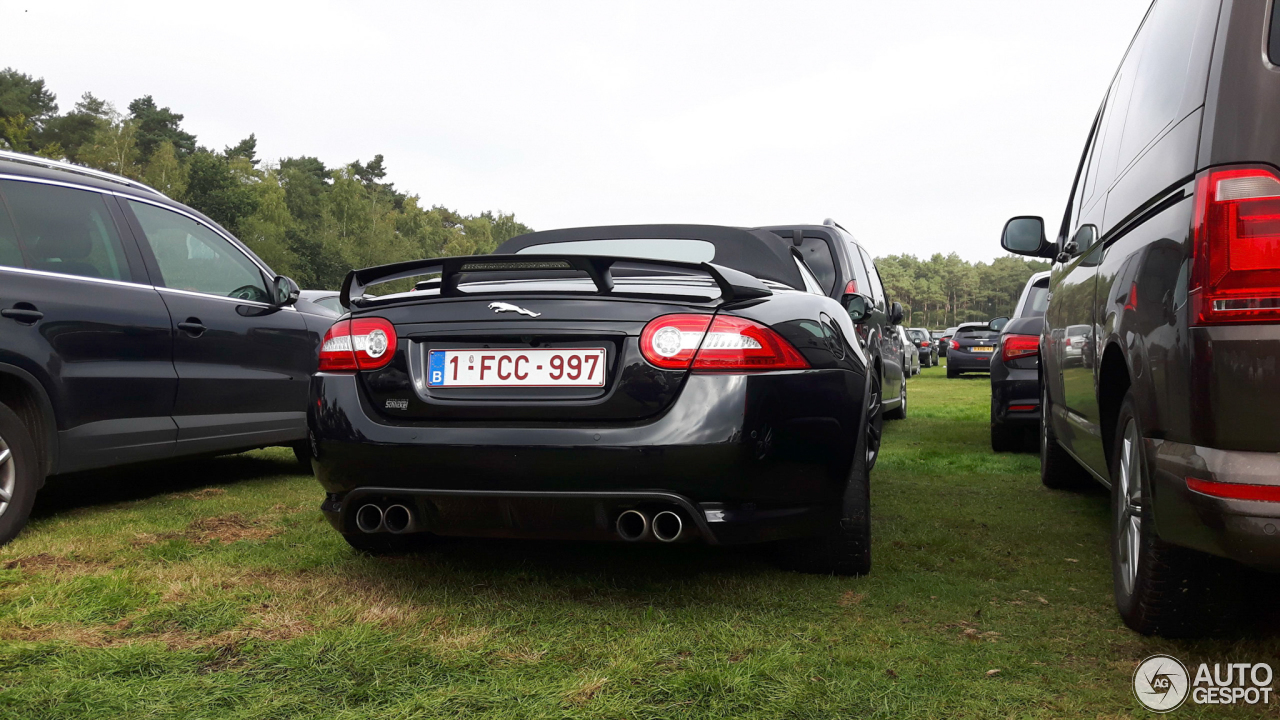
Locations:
858;246;885;304
0;180;133;282
0;196;22;269
128;200;270;302
846;240;872;294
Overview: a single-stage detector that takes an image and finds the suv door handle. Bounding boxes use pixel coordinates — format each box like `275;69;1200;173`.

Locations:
177;319;206;337
1;306;43;324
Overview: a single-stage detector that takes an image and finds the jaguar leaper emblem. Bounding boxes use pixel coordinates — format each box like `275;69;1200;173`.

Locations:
488;302;541;318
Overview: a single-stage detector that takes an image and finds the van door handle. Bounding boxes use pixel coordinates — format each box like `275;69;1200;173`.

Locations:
1;306;43;324
177;319;206;337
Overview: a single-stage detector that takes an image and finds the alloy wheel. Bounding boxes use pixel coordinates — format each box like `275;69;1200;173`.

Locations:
0;433;13;518
866;372;882;467
1115;418;1143;596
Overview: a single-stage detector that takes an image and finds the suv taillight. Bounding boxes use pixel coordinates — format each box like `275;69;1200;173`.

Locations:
1190;165;1280;325
318;318;397;372
639;314;809;372
1001;333;1039;362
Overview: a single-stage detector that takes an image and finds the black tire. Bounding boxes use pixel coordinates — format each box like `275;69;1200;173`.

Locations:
1039;382;1093;490
776;403;872;576
1109;391;1245;637
864;369;883;472
342;531;434;555
884;374;907;420
990;418;1019;453
291;441;312;474
946;362;959;379
0;401;40;547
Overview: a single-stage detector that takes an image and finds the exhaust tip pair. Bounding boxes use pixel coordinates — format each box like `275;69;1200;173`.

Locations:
616;509;684;542
355;503;414;534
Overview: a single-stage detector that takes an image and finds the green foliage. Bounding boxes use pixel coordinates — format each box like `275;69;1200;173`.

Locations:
6;70;534;290
127;95;197;161
874;252;1049;328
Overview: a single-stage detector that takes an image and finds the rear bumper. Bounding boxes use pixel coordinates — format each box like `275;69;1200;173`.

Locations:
991;368;1040;426
947;350;993;371
309;369;865;544
1150;439;1280;571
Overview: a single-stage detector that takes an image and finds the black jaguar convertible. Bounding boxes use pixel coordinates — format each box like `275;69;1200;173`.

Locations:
307;224;879;574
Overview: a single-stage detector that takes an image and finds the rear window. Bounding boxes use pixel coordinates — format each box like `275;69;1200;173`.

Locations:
794;236;836;294
907;329;929;342
516;239;715;263
955;326;996;339
1022;282;1049;318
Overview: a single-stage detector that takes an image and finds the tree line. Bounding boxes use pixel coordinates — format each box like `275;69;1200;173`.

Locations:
0;68;531;290
874;253;1049;330
1;68;1046;313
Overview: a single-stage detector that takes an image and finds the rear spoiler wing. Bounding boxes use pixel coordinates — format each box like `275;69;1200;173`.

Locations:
339;254;773;309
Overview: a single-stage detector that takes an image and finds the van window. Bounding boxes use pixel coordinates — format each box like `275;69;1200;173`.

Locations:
1117;0;1205;169
0;197;22;270
0;180;132;282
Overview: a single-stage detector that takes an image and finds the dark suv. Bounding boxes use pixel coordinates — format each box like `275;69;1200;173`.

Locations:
759;221;908;446
0;151;331;545
1003;0;1280;636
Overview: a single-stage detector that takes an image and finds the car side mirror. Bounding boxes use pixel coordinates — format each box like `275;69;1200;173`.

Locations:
1001;216;1054;259
273;275;300;306
888;301;904;326
989;316;1009;333
844;292;874;324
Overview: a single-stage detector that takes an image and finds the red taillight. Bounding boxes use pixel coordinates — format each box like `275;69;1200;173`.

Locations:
639;314;809;372
639;314;713;369
949;338;959;350
1001;333;1039;362
1187;477;1280;502
843;279;858;295
318;317;397;372
1190;165;1280;325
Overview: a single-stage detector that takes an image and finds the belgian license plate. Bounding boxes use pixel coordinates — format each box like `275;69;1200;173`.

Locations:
427;348;606;387
972;346;994;353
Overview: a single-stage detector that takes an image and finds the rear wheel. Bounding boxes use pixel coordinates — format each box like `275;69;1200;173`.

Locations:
947;363;959;379
291;441;312;474
1110;392;1245;636
776;403;872;576
884;374;907;420
0;402;39;547
1039;382;1093;490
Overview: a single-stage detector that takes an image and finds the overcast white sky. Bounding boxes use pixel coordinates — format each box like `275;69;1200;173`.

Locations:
2;1;1150;262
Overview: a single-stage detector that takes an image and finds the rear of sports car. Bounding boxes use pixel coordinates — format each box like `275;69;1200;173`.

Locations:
308;251;869;555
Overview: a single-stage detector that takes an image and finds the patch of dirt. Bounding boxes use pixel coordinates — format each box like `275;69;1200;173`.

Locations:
838;591;864;607
3;553;112;575
564;676;609;706
135;514;280;547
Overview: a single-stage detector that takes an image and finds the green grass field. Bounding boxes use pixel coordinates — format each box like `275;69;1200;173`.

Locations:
1;365;1276;718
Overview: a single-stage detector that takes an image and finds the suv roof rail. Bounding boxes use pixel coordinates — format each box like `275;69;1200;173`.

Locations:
822;218;851;234
0;149;167;198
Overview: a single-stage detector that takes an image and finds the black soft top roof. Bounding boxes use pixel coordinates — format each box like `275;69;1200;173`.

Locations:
495;224;804;289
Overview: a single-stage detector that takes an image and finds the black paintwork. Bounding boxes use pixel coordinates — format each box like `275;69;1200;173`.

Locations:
947;323;998;374
990;316;1044;430
309;233;872;545
1004;0;1280;569
0;156;325;484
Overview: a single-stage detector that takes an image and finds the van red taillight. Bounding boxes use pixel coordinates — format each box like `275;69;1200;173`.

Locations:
639;314;809;372
318;317;397;372
1191;166;1280;325
1001;333;1039;362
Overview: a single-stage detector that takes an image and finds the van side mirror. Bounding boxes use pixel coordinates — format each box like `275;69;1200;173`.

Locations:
273;275;300;306
888;301;904;326
989;316;1009;333
1001;216;1054;258
844;293;874;324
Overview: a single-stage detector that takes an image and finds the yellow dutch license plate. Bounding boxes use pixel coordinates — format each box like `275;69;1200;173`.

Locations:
972;346;994;353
